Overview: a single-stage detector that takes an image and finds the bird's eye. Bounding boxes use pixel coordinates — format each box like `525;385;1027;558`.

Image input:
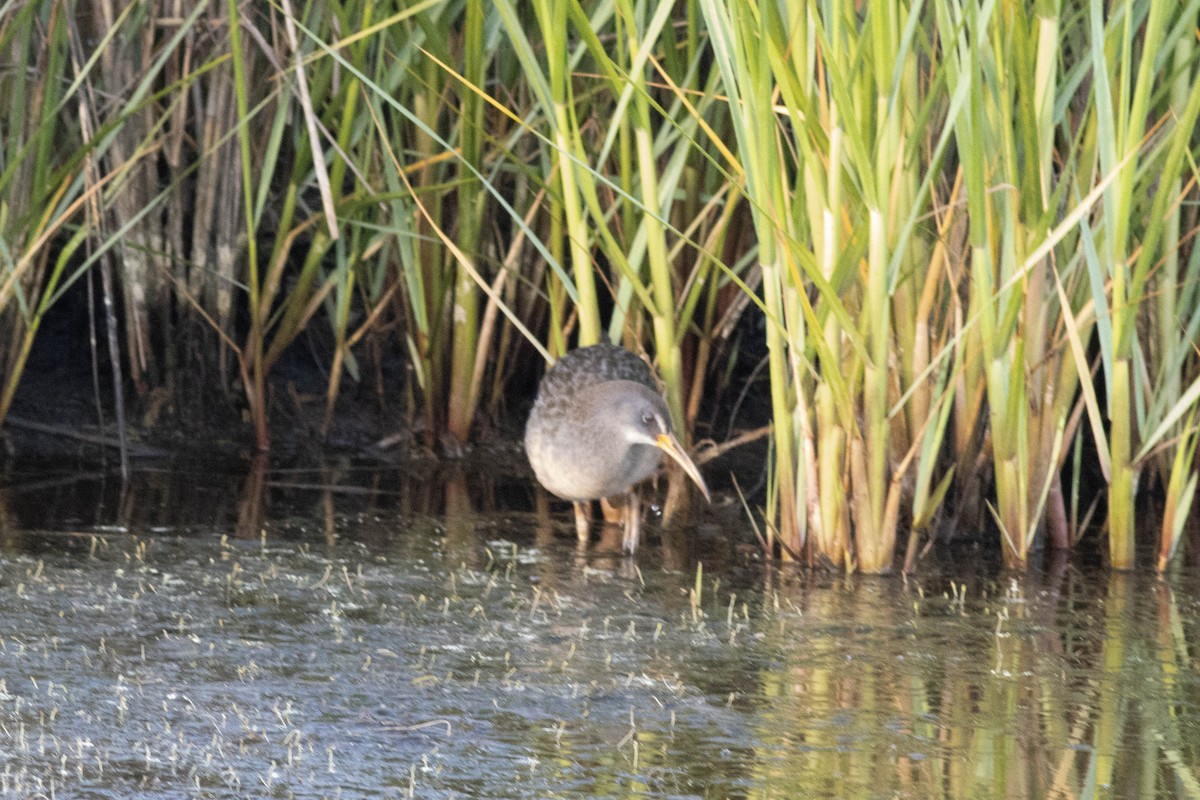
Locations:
641;411;655;427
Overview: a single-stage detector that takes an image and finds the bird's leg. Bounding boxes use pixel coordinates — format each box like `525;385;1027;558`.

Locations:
622;489;641;554
598;496;624;524
573;501;591;544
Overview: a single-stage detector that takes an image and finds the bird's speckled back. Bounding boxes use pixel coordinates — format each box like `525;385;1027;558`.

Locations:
532;343;656;409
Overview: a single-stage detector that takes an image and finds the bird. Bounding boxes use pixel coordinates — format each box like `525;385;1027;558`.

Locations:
524;343;710;553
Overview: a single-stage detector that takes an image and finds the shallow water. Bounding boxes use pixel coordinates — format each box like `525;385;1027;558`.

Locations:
0;459;1198;799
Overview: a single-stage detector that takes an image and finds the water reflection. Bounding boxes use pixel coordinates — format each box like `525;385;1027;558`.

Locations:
0;460;1196;798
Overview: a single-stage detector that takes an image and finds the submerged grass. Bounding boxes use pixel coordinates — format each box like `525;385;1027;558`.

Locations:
0;0;1197;572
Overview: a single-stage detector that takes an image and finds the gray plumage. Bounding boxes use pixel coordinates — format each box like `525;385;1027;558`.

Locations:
524;343;710;552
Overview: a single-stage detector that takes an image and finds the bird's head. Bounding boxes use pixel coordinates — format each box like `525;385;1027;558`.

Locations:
593;381;712;502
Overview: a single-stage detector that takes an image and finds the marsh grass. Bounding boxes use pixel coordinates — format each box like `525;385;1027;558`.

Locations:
0;0;1197;571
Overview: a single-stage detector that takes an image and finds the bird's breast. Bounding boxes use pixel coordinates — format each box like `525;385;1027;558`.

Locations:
525;406;661;501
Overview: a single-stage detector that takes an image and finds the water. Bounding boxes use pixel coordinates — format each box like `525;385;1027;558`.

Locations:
0;459;1198;798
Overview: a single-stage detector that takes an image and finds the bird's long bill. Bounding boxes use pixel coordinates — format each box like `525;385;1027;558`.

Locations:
655;433;712;502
